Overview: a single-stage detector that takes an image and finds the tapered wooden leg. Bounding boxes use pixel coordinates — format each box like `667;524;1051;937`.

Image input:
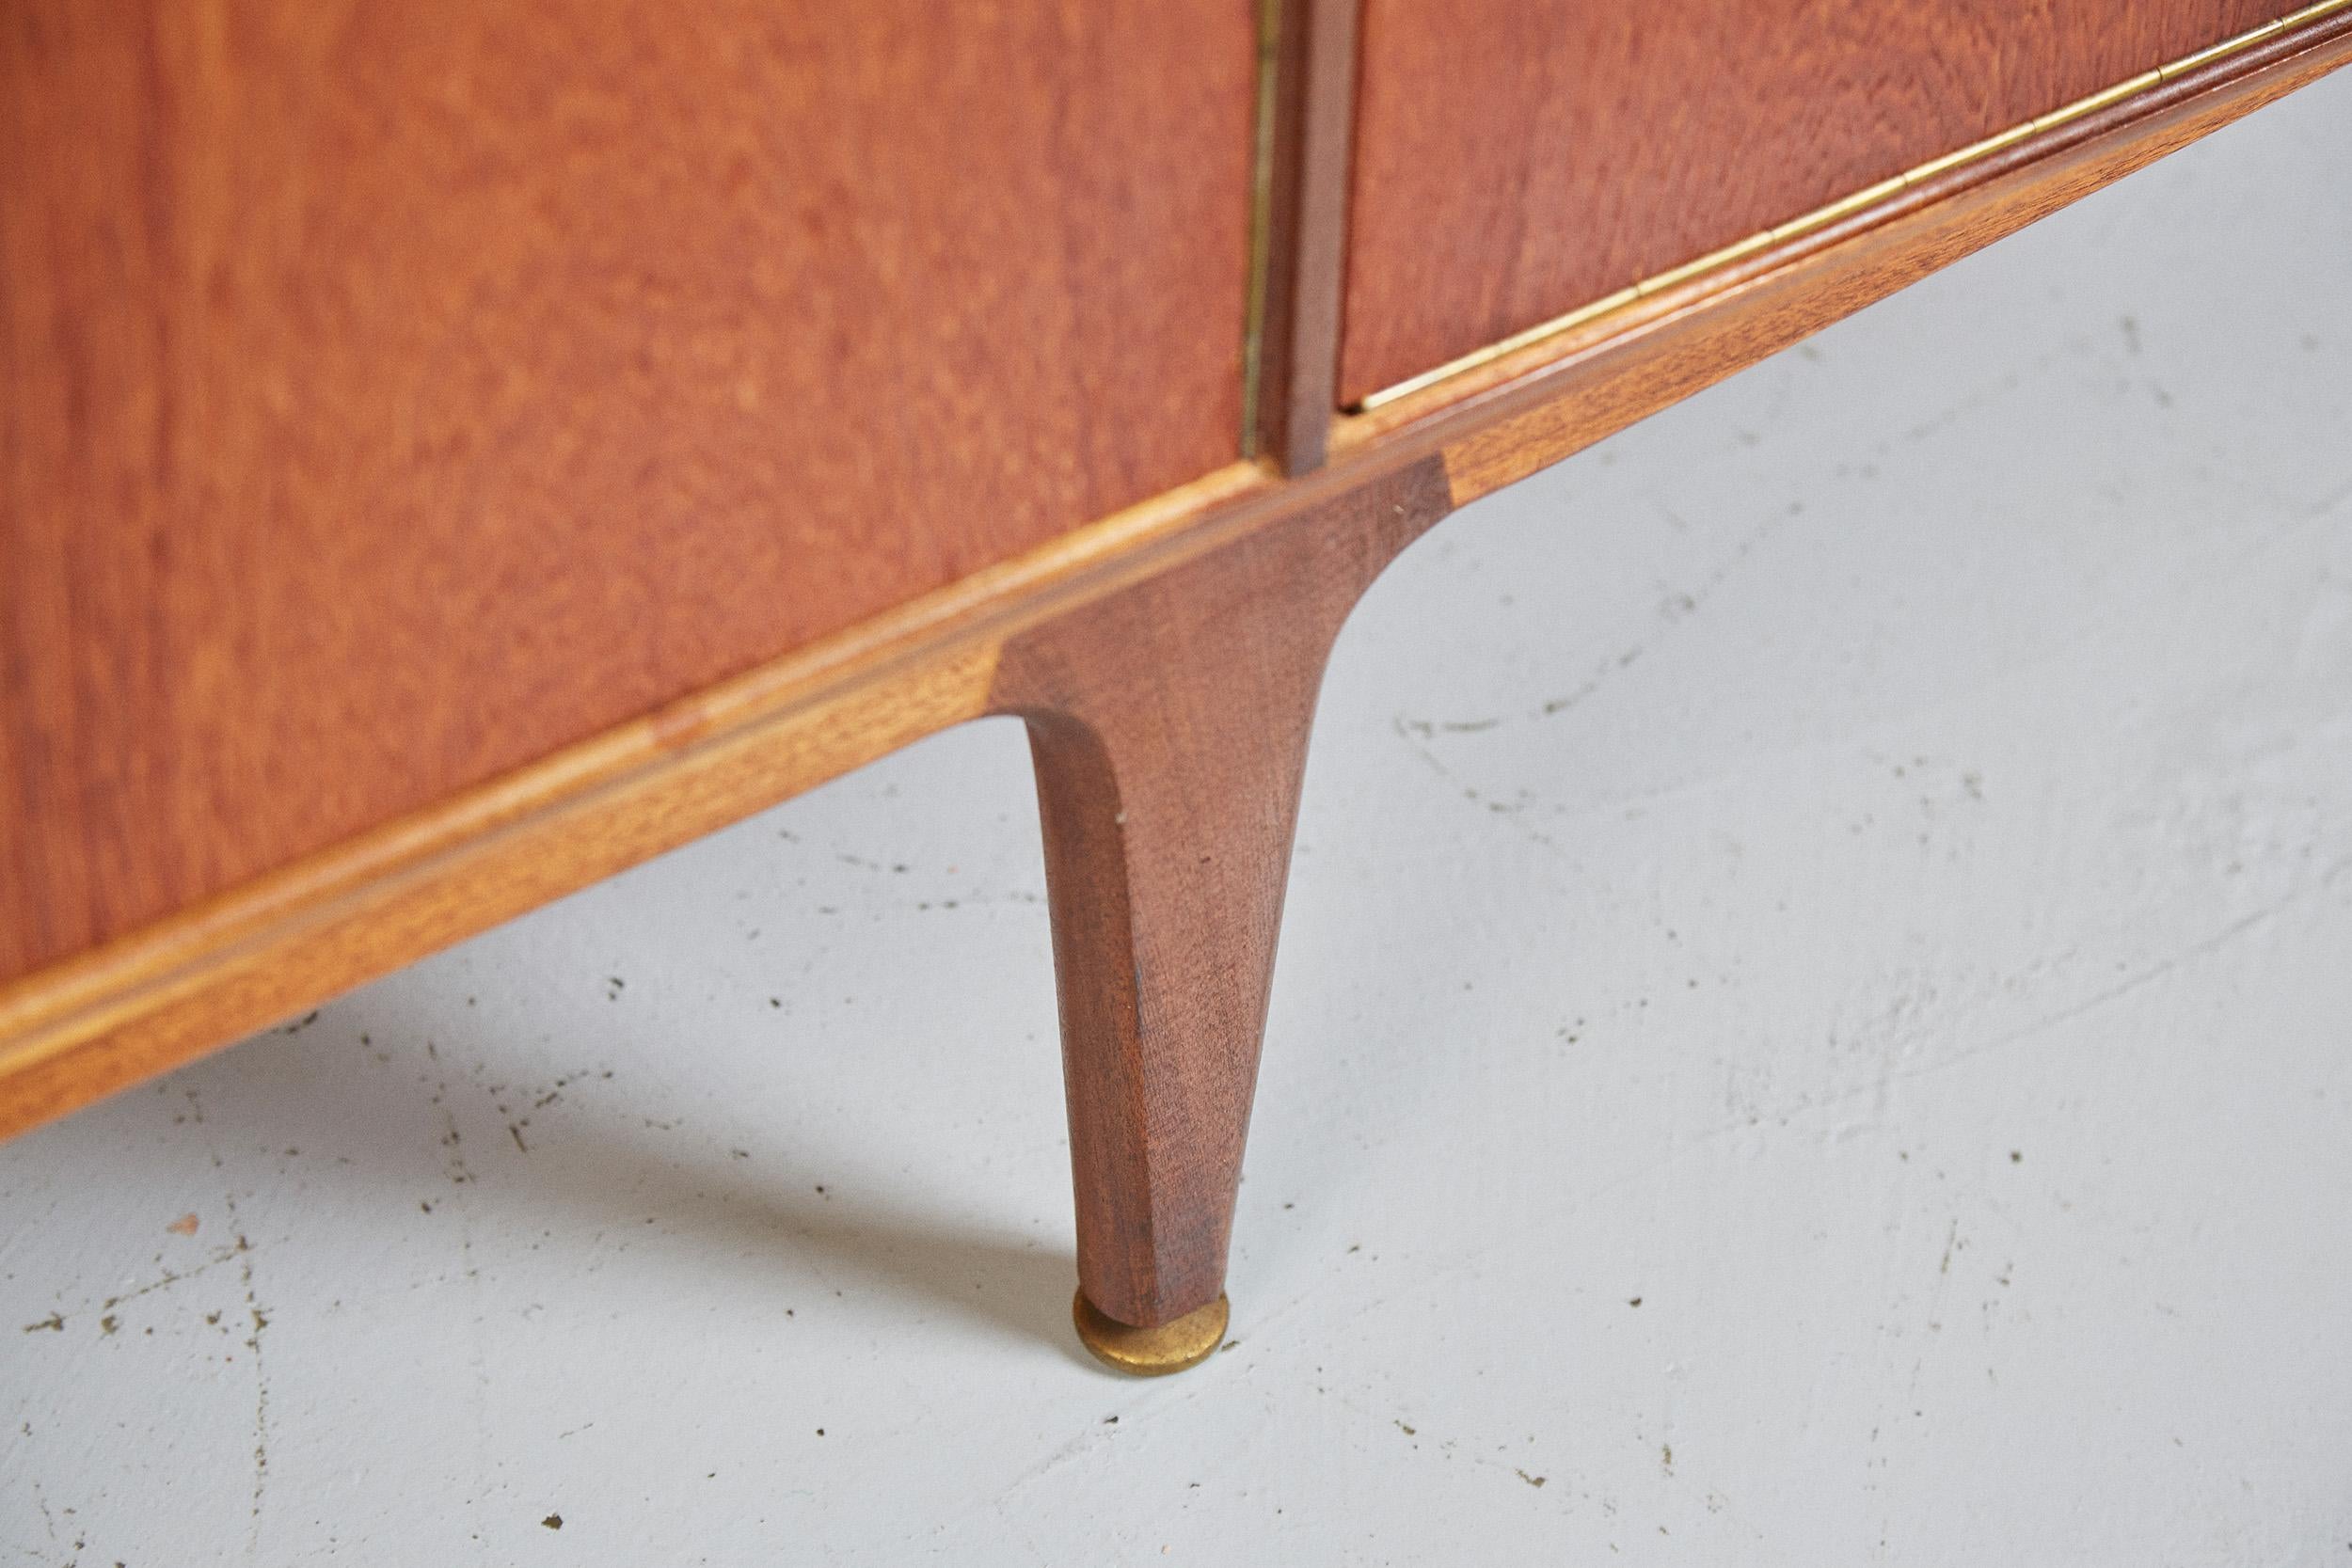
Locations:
989;458;1453;1369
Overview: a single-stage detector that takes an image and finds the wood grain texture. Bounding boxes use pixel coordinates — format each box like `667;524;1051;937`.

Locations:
1404;12;2352;502
990;459;1454;1328
0;0;1256;986
1340;0;2304;404
2;16;2343;1147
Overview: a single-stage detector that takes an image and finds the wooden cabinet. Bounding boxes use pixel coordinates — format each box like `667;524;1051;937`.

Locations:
4;0;2347;1370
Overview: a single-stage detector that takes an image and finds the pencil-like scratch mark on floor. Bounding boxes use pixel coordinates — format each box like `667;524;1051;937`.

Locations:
975;1424;1114;1513
98;1243;247;1313
1531;854;2351;1218
175;1083;273;1555
1319;1382;1570;1500
1393;506;1788;786
454;1189;491;1533
2288;473;2352;521
225;1196;270;1553
1370;852;2352;1309
1558;510;1794;726
1867;854;2346;1097
1391;718;1565;857
1905;1216;1962;1410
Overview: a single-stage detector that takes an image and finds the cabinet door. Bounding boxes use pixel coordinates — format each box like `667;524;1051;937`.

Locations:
0;2;1257;982
1340;0;2300;406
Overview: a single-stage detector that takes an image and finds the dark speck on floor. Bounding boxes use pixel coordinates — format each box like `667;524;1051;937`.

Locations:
542;1513;563;1530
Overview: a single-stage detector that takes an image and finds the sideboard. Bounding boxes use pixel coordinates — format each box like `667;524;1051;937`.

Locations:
4;0;2346;1373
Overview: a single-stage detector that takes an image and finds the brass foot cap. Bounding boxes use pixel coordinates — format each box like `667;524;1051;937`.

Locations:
1073;1290;1230;1376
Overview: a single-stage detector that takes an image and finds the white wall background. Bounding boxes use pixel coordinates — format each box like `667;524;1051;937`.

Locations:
6;70;2349;1567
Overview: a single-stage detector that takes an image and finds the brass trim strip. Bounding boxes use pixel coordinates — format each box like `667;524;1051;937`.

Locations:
1239;0;1287;459
1351;0;2351;414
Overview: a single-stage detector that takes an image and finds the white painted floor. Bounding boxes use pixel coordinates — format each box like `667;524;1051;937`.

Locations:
8;74;2352;1567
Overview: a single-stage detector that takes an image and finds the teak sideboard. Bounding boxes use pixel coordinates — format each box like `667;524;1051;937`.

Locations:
5;0;2347;1374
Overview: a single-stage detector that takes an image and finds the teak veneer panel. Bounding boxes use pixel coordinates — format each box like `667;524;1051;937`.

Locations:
1340;0;2303;404
0;0;1256;985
